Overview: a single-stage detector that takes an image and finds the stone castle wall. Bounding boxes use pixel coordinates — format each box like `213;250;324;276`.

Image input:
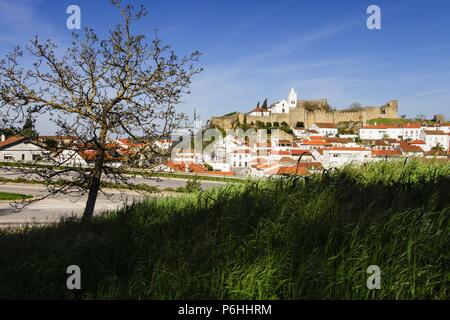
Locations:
210;100;398;129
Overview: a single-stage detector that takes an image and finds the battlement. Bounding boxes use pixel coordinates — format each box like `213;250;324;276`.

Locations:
210;88;399;129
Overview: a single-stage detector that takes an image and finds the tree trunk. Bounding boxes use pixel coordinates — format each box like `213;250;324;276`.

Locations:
82;153;105;221
82;175;101;221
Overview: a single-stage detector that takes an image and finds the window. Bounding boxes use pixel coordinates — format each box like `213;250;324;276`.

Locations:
22;154;25;161
4;155;14;160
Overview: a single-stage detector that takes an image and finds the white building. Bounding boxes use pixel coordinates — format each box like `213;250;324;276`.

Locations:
311;147;371;169
310;123;338;137
420;130;449;151
293;127;307;138
359;125;394;140
359;124;422;141
230;148;253;168
248;106;270;117
54;149;87;166
0;136;47;162
402;124;422;140
269;88;297;114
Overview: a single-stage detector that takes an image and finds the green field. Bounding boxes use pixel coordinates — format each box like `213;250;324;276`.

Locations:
0;159;448;299
0;192;32;201
366;117;436;125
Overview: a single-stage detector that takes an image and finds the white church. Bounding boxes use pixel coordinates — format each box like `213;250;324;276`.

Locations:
248;88;298;116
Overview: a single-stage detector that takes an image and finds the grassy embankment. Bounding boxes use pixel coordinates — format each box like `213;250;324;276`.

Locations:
0;159;448;299
367;118;436;125
0;192;32;201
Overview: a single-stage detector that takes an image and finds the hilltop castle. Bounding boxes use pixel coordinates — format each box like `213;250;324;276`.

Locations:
210;88;399;129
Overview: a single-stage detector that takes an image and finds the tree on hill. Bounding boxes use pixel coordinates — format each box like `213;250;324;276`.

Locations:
255;120;264;129
303;101;331;112
0;127;19;139
0;0;201;220
341;102;363;112
19;114;39;138
415;114;427;121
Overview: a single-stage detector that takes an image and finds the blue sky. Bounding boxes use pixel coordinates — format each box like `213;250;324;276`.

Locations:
0;0;449;133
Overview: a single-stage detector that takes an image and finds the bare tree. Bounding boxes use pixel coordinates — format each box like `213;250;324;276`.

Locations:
0;0;201;220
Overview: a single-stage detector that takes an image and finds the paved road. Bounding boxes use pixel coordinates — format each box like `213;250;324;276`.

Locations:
0;168;232;225
0;184;152;224
0;168;228;189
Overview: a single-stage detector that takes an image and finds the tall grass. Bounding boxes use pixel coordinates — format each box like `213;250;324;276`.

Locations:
0;159;448;299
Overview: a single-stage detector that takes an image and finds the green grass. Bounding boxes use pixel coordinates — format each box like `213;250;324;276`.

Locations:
0;158;448;299
0;192;32;201
367;118;435;125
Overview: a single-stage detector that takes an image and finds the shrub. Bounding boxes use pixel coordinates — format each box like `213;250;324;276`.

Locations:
185;177;201;193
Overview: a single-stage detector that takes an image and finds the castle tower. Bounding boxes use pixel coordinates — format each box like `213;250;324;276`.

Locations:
387;100;399;117
288;88;297;108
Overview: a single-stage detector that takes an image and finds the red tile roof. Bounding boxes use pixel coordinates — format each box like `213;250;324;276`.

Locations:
249;107;268;114
166;161;233;175
402;124;421;128
300;140;330;146
372;150;402;157
273;166;310;176
302;162;323;169
313;122;337;129
423;130;447;136
424;150;448;157
270;150;290;156
234;149;252;154
279;157;295;163
325;137;352;144
0;136;28;149
323;147;369;151
400;144;423;153
290;149;312;156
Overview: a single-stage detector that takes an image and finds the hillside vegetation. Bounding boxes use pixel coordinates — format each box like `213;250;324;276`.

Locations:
367;118;435;125
0;159;449;299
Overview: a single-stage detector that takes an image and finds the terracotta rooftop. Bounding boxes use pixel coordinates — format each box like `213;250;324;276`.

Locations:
0;136;28;149
423;130;448;136
271;166;311;176
400;144;423;153
372;150;402;157
313;123;337;129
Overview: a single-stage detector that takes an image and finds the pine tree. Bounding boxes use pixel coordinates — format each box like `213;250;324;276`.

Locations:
262;98;268;109
20;114;38;138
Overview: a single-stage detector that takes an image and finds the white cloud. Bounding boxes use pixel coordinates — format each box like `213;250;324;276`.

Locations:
413;88;448;97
